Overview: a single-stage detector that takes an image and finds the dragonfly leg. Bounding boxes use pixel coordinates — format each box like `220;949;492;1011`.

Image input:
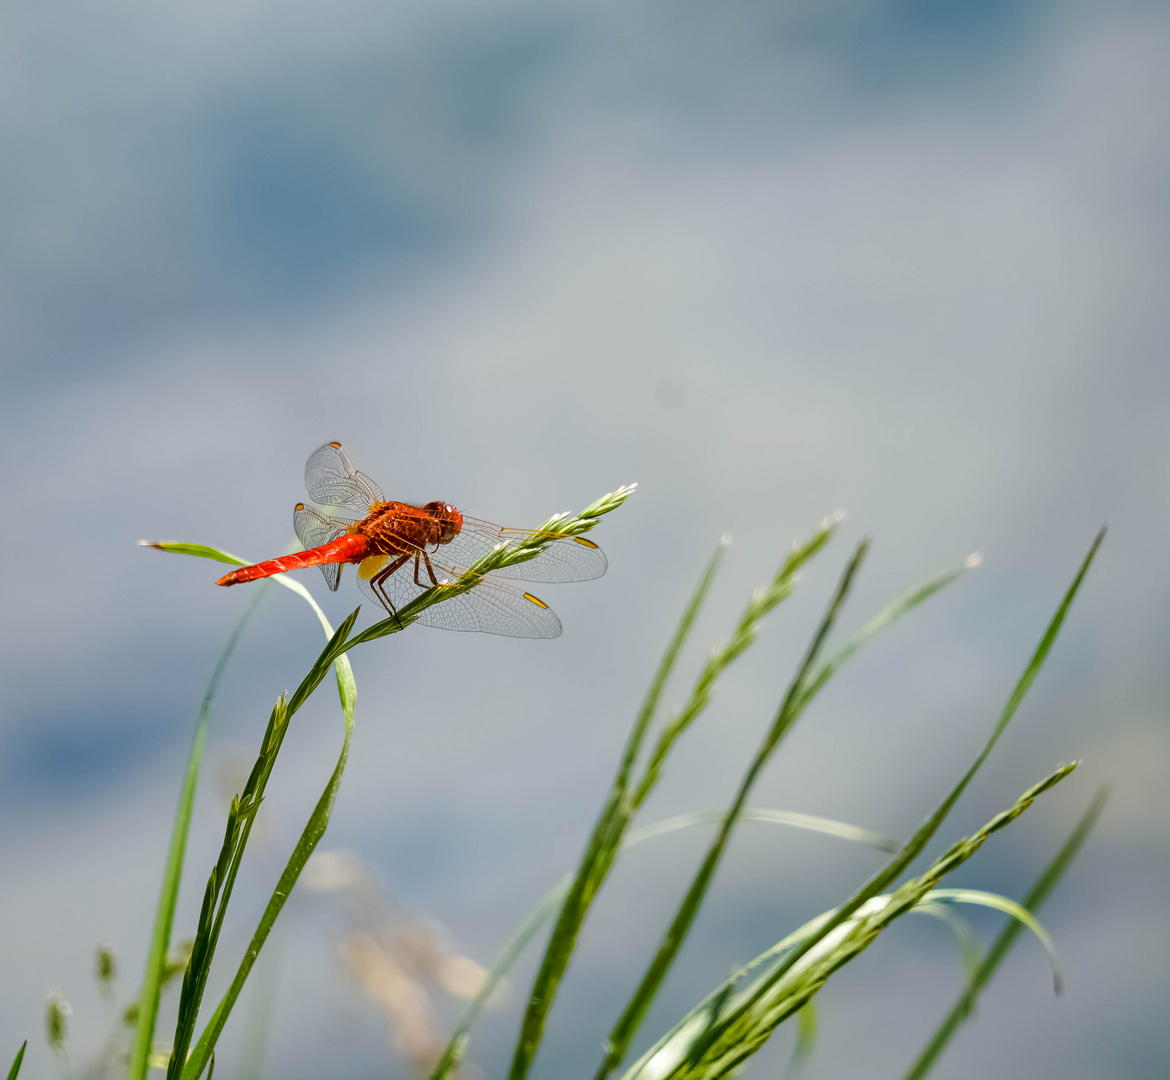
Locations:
418;550;448;588
370;552;412;628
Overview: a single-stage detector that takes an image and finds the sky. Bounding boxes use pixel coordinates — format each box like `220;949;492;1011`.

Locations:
1;0;1169;1077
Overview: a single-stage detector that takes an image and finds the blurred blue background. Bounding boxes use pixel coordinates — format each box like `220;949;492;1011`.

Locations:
2;0;1168;1076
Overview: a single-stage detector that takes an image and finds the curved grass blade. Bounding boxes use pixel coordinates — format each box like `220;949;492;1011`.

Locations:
911;903;981;990
128;582;269;1080
903;784;1109;1080
6;1041;25;1080
625;809;898;853
921;889;1060;992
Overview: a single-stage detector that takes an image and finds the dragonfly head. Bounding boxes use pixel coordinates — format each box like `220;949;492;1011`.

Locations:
424;501;463;544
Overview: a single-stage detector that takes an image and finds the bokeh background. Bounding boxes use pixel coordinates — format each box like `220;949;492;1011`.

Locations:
2;0;1168;1076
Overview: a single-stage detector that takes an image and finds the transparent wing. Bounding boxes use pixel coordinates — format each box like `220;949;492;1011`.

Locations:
439;517;607;583
355;552;562;638
292;503;354;592
304;442;385;514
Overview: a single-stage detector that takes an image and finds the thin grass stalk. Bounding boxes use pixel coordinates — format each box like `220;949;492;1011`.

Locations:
505;539;728;1080
699;529;1104;1057
632;519;840;811
902;784;1109;1080
593;540;869;1080
794;553;980;712
128;585;268;1080
910;903;982;990
181;682;354;1079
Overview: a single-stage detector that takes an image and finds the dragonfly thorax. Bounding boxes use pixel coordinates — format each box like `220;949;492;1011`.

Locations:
358;500;464;554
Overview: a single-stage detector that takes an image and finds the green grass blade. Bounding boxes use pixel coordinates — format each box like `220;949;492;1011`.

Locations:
141;540;340;638
507;537;729;1080
619;539;728;793
181;661;354;1080
725;529;1104;1031
177;616;358;1080
911;903;982;990
5;1042;25;1080
796;553;980;711
595;540;868;1080
920;889;1060;992
902;785;1109;1080
139;541;247;566
624;809;898;853
632;516;840;811
127;585;268;1080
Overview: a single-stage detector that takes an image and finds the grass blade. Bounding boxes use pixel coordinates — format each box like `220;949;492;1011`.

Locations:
594;540;869;1079
920;888;1060;991
911;903;982;991
128;585;268;1080
796;553;980;711
172;612;359;1080
180;662;354;1080
624;809;898;854
507;538;729;1080
6;1042;25;1080
902;785;1109;1080
632;517;840;810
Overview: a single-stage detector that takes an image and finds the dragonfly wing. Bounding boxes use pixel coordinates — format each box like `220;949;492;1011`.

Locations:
443;519;608;583
355;553;562;638
293;503;353;591
304;442;385;515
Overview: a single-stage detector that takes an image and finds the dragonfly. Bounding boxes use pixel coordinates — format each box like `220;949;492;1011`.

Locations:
215;442;607;638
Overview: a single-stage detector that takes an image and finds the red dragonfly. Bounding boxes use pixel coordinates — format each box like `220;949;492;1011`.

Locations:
216;442;606;638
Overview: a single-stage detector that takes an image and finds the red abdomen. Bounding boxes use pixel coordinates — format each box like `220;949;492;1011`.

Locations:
216;534;370;586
